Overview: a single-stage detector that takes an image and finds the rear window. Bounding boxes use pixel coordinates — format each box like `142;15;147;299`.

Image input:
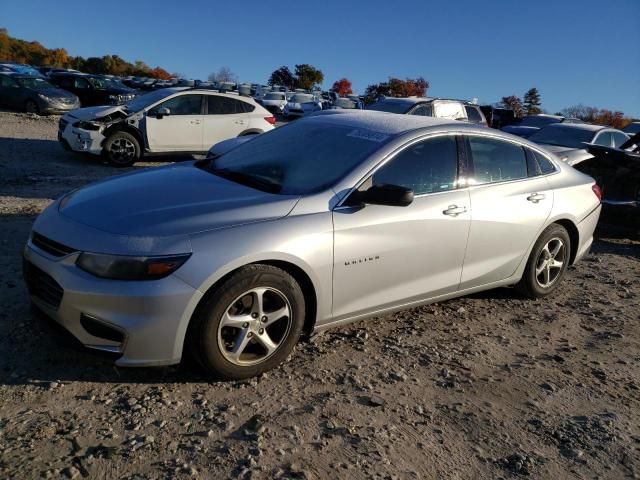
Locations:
367;100;413;114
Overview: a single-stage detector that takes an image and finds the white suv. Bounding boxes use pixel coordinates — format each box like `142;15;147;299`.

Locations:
58;88;276;166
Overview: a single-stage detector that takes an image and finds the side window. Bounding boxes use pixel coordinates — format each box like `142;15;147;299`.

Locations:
468;136;527;184
525;148;556;176
409;104;433;117
57;77;73;89
593;132;612;147
611;132;628;148
207;96;253;114
155;94;202;115
465;106;483;124
0;76;16;87
372;136;458;195
74;78;90;89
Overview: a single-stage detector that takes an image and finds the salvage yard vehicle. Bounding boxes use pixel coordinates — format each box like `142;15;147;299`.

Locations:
25;112;601;379
0;72;80;114
58;88;276;166
501;114;583;138
49;72;137;107
573;132;640;227
258;91;288;114
464;103;488;126
528;123;629;166
623;122;640;137
283;93;323;118
367;97;470;122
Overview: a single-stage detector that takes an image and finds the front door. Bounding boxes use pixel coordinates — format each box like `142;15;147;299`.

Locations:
145;94;204;152
332;134;471;320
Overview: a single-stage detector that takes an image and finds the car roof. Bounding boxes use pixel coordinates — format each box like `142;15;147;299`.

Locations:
305;110;458;135
542;122;608;132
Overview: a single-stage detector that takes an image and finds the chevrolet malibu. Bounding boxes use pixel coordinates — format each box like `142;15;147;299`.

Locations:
24;112;601;379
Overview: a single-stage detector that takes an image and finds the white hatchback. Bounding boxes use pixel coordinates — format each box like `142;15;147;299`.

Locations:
58;88;276;166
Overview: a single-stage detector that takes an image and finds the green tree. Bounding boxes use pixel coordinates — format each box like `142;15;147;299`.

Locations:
294;64;324;90
523;88;542;115
268;66;295;89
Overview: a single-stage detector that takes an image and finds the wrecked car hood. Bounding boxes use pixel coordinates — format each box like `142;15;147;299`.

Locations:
66;105;128;121
538;144;592;166
58;163;299;237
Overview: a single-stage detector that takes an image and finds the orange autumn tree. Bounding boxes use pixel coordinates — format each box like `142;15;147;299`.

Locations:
331;78;353;96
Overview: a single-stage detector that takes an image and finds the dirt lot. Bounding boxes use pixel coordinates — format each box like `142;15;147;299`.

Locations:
0;111;639;479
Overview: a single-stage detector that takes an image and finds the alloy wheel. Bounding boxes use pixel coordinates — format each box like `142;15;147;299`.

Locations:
535;237;566;288
109;138;136;164
217;287;292;366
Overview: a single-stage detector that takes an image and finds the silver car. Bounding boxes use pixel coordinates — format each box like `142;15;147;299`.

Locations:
24;112;602;379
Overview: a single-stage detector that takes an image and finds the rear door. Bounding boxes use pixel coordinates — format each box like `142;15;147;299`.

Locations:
459;135;553;289
0;75;22;108
202;95;251;149
145;94;204;152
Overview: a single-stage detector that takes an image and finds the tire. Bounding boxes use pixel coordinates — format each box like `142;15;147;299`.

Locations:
517;223;571;299
188;264;305;380
103;131;141;167
25;99;39;114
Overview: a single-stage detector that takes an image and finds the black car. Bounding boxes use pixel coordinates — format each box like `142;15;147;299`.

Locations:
501;115;583;138
49;72;137;106
0;72;80;114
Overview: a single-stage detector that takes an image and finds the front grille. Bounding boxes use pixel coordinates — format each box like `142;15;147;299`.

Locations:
31;232;76;257
23;260;64;309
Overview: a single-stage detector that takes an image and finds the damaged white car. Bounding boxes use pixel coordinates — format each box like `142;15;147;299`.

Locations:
58;88;276;166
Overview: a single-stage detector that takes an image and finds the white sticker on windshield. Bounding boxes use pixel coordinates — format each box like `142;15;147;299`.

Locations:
347;129;389;143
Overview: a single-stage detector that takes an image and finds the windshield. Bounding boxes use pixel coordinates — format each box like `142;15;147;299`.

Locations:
5;64;42;77
623;123;640;135
204;121;390;194
367;100;413;114
124;89;178;111
16;77;56;90
529;126;597;149
289;94;314;103
85;76;114;89
519;116;562;128
264;93;285;100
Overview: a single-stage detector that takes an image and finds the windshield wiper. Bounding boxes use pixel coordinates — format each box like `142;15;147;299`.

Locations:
207;167;282;194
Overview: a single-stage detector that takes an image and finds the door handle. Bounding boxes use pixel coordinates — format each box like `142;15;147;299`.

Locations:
443;205;467;217
527;193;546;203
190;119;201;125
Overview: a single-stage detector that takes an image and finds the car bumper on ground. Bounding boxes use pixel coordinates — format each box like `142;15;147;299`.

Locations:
58;119;104;155
23;242;203;367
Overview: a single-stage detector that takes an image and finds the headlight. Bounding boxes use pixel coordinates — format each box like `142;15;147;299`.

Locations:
37;93;51;102
72;121;101;131
76;252;191;280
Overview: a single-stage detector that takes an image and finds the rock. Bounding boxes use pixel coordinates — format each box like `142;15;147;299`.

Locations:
367;395;385;407
63;466;80;479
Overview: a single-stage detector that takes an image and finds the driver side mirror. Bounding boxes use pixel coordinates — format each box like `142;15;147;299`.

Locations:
349;184;414;207
155;107;170;119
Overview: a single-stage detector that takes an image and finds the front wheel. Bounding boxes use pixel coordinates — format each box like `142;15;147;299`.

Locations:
103;131;141;167
188;265;305;380
25;99;39;114
517;223;571;298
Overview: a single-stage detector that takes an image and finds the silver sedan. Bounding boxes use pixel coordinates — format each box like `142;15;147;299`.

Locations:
24;112;602;379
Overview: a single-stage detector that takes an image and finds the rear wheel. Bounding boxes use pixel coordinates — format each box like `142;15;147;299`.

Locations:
517;223;571;298
25;99;39;114
188;265;305;380
103;131;141;167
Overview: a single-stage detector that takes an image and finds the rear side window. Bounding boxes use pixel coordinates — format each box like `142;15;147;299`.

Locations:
468;136;527;184
373;135;458;195
525;148;557;176
0;75;16;87
465;106;484;124
55;76;74;89
207;96;254;114
611;132;628;148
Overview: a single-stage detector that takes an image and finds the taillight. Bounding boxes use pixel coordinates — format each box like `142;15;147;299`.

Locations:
592;184;602;202
264;116;276;125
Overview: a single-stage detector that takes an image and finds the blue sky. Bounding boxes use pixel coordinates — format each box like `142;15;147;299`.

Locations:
2;0;639;116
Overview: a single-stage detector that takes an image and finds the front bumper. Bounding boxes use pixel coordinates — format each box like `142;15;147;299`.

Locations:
58;119;105;155
40;101;81;115
23;241;203;367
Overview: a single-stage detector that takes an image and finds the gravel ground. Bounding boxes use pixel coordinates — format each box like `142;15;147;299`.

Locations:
0;111;639;479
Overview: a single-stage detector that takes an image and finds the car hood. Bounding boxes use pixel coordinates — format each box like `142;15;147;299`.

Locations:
66;105;128;121
538;144;592;165
36;87;78;101
59;163;299;237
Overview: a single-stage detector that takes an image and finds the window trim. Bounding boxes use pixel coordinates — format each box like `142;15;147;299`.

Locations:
461;132;559;187
150;93;205;116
